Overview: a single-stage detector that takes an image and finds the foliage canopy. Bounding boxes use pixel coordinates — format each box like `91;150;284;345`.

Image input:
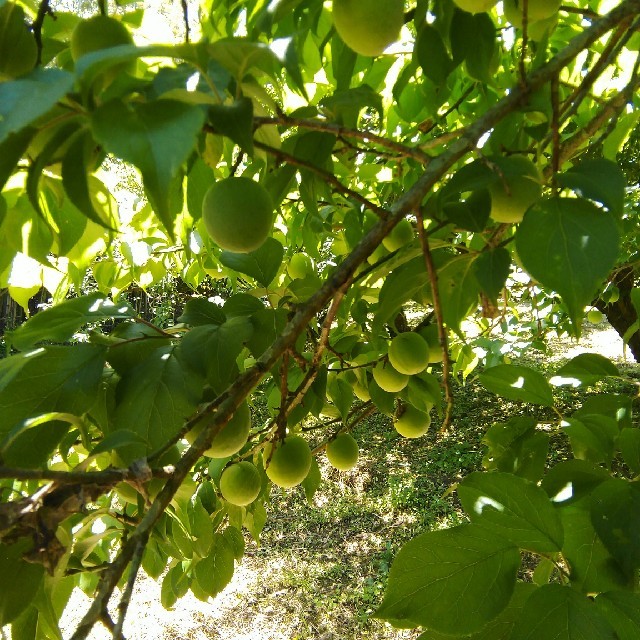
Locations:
1;0;640;637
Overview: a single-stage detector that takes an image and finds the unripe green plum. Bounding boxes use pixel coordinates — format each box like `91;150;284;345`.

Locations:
587;309;604;324
326;433;359;471
382;218;414;252
489;155;542;224
394;405;431;438
0;2;37;79
503;0;561;27
288;252;314;279
418;325;445;364
265;435;312;488
185;402;251;458
202;177;274;253
332;0;404;57
220;461;262;506
388;332;430;375
372;361;409;393
353;381;371;402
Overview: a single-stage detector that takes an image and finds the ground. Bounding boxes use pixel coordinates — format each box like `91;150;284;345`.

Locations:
56;323;630;640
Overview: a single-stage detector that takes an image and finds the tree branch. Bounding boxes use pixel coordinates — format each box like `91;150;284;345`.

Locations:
253;115;431;165
252;139;389;219
416;210;454;432
32;0;53;66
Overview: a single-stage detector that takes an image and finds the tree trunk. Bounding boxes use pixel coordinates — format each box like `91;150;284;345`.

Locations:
595;265;640;362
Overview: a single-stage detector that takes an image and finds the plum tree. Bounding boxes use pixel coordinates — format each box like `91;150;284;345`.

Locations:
1;1;639;637
202;177;274;253
332;0;404;57
219;461;262;506
265;435;312;488
326;433;359;471
388;332;430;375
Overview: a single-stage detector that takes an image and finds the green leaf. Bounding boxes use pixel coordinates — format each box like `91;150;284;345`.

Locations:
0;542;44;626
112;346;201;461
417;583;537;640
0;127;34;191
443;189;491;232
91;99;205;237
89;430;147;456
541;459;610;505
596;591;640;640
223;293;265;318
510;584;616;639
562;415;617;465
177;298;226;326
208;38;278;82
415;24;455;86
551;353;619;387
219;237;284;287
473;247;511;301
482;417;548;481
463;14;496;83
0;68;74;145
374;256;429;330
590;478;640;575
301;457;322;504
190;500;214;558
208;97;254;155
368;379;396;417
8;292;136;351
0;345;106;467
559;498;629;594
458;471;564;552
515;198;619;328
438;254;480;329
479;364;554;406
375;523;520;634
618;428;640;474
320;86;382;128
61;131;116;229
179;317;253;393
326;375;353;421
557;159;626;217
221;525;245;561
245;500;267;542
577;394;632;429
193;532;235;597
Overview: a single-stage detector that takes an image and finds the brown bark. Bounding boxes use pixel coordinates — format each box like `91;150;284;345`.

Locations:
595;265;640;361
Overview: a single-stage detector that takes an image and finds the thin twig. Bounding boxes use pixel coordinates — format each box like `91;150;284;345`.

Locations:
252;139;389;219
551;72;560;192
0;465;172;484
180;0;190;43
416;209;453;432
519;0;529;86
253;115;431;164
112;535;147;639
32;0;53;66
